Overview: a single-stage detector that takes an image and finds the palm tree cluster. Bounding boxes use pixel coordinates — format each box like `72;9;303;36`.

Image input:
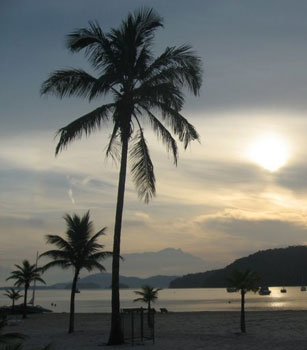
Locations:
41;7;202;344
5;211;111;335
6;261;45;319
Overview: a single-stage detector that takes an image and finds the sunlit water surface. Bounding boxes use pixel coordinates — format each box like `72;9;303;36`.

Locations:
1;287;307;313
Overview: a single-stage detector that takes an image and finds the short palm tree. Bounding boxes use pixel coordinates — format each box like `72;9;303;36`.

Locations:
3;288;22;313
40;211;112;333
41;8;202;344
134;285;161;327
134;285;161;312
6;260;45;319
227;269;260;333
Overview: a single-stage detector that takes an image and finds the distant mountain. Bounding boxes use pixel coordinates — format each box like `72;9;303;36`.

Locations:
38;247;210;285
170;246;307;288
51;273;178;289
102;248;210;277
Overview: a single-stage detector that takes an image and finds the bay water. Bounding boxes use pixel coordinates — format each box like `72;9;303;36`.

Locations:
1;287;307;313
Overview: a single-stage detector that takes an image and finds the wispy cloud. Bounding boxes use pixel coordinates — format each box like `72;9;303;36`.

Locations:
68;188;75;205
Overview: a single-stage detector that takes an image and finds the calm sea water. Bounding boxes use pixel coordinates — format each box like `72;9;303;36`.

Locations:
1;287;307;313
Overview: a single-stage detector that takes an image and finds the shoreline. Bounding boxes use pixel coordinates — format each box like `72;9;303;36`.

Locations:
35;308;307;313
6;310;307;349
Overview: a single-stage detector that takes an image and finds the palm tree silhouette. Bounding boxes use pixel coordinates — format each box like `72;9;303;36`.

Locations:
3;288;22;314
40;211;112;333
41;8;202;344
6;260;45;319
134;285;161;326
227;269;260;333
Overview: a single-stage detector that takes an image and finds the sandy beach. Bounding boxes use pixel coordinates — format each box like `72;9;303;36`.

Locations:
4;311;307;350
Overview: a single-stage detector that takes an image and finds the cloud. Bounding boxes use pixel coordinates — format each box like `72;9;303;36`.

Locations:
275;162;307;193
68;188;75;205
0;215;45;229
181;158;267;189
195;209;307;245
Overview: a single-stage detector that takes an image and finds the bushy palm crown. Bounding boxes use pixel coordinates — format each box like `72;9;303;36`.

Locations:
3;288;22;302
227;269;260;292
41;8;202;202
40;211;111;272
134;285;161;304
6;260;45;288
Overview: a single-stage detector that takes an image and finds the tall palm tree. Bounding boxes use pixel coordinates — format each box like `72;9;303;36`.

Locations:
41;8;202;344
40;211;112;333
6;260;45;319
227;269;260;333
3;288;22;313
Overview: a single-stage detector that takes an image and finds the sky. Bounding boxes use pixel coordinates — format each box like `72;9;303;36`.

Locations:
1;0;307;284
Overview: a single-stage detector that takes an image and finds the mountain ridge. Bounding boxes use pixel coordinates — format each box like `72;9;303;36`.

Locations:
51;273;178;289
170;245;307;288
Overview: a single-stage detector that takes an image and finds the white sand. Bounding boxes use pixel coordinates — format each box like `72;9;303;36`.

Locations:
5;311;307;349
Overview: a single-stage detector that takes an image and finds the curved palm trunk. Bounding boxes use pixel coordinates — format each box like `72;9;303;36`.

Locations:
108;134;129;345
23;285;28;319
240;289;246;333
12;299;15;314
69;270;79;333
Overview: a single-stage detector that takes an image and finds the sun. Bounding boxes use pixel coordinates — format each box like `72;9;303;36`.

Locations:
248;134;290;172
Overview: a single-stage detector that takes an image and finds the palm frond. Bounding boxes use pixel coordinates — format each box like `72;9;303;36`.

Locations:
41;260;72;272
89;251;113;261
55;104;113;155
135;81;184;111
67;21;118;72
140;106;178;164
86;227;107;247
82;260;106;272
39;250;71;261
40;69;97;99
44;235;72;252
145;45;202;95
134;291;145;297
133;297;144;303
130;127;155;203
32;276;46;285
122;8;163;47
134;46;153;77
88;73;118;101
67;20;106;52
156;102;200;148
105;122;121;161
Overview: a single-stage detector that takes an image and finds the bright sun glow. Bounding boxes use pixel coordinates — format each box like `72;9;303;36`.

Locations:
248;134;290;172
